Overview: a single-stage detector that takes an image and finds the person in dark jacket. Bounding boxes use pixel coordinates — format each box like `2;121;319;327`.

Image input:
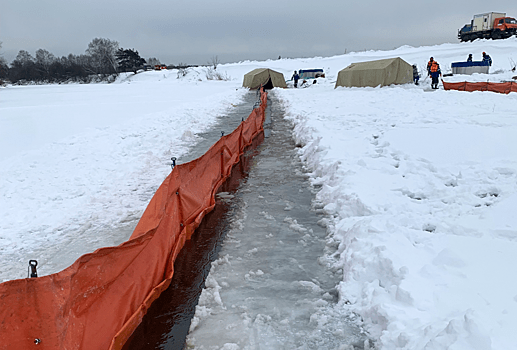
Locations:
467;54;473;62
428;60;442;89
482;52;492;66
292;71;300;88
412;65;420;85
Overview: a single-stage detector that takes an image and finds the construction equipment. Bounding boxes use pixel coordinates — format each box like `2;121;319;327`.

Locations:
458;12;517;41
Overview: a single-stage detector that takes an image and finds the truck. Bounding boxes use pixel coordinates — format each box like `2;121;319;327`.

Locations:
458;12;517;42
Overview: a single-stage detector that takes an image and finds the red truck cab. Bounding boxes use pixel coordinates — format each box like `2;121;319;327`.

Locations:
493;17;517;37
494;17;517;29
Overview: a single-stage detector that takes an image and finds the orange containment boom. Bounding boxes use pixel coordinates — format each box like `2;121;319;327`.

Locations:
442;80;517;94
0;89;268;350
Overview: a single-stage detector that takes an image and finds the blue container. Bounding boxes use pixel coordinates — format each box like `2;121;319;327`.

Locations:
451;61;489;75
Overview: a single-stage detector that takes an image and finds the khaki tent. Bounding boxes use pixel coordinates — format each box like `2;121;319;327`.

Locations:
242;68;287;89
335;57;412;88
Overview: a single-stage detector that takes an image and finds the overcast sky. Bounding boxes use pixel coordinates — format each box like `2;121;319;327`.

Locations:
1;0;517;65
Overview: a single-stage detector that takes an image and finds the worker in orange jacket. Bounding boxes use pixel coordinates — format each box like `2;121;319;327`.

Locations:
428;60;442;89
427;57;434;75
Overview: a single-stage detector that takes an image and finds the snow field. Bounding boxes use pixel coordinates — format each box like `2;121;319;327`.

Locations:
2;36;517;349
0;78;247;281
275;78;517;349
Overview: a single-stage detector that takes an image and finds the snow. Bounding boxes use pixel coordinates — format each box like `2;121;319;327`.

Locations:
2;37;517;349
272;39;517;349
0;72;247;280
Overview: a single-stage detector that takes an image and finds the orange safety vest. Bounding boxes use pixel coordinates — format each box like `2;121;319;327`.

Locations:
430;62;439;73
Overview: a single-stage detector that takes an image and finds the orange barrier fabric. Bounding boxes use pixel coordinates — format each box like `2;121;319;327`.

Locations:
0;89;268;350
442;80;517;94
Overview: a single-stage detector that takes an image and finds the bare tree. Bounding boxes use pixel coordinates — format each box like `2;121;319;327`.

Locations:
0;60;7;81
209;55;219;70
147;57;161;67
35;49;56;77
9;50;36;82
14;50;34;63
176;62;190;78
86;38;119;75
0;42;7;81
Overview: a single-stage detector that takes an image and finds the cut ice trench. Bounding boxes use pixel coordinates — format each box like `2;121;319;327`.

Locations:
124;91;366;350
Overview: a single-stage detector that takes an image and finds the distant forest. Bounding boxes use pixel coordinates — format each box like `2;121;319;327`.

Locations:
0;38;165;84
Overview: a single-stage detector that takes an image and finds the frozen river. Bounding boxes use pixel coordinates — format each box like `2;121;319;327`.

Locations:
126;91;367;349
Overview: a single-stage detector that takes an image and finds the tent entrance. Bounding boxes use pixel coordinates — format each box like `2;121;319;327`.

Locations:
263;77;274;90
242;68;287;89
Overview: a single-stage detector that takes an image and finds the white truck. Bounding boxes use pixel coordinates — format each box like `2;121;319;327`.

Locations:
458;12;517;41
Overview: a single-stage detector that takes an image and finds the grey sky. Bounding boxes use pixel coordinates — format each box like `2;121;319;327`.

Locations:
1;0;517;65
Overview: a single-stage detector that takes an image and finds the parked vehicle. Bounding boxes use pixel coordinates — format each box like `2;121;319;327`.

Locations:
458;12;517;41
298;69;325;79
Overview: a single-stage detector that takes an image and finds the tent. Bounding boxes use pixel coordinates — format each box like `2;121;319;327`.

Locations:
335;57;412;88
242;68;287;89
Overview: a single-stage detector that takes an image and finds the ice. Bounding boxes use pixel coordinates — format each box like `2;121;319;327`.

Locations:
186;94;366;349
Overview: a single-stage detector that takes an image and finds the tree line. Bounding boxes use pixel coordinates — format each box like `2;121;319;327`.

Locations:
0;38;162;84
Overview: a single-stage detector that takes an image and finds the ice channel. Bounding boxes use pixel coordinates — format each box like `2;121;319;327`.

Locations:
125;91;367;350
185;92;367;350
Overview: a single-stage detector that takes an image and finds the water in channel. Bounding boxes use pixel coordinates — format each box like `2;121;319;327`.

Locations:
125;91;367;350
123;90;263;350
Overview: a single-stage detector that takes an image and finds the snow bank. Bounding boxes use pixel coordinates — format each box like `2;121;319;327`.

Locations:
276;37;517;349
